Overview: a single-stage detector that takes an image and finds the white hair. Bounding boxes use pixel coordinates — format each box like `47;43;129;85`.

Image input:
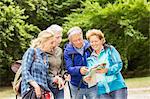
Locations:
67;26;83;39
46;24;63;34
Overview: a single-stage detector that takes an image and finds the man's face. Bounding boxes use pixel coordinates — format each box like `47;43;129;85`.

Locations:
70;34;84;48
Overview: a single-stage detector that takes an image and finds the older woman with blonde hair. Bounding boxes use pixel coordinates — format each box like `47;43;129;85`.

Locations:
46;24;66;99
21;30;56;99
86;29;127;99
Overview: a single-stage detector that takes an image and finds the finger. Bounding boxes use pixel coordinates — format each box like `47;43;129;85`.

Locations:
35;88;41;97
36;93;41;98
58;84;61;89
84;67;88;70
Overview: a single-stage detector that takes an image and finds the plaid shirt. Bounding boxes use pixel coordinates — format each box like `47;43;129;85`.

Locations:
21;47;51;96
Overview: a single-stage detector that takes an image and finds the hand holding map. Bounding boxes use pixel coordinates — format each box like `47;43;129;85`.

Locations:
83;63;106;88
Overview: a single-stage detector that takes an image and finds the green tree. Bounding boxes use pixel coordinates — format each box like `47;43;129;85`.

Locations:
13;0;84;30
0;0;40;85
63;0;150;77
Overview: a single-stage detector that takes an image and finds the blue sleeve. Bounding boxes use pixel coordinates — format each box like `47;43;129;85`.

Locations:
22;47;35;83
106;46;123;76
64;50;82;76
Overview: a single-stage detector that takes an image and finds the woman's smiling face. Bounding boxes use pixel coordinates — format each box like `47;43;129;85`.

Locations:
89;35;103;51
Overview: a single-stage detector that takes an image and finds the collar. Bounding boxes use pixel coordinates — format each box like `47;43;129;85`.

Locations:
47;47;60;55
66;40;90;55
73;43;85;50
91;47;105;57
36;48;45;55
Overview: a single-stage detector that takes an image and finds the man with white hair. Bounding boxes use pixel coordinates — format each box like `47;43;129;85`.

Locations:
46;24;65;99
64;26;97;99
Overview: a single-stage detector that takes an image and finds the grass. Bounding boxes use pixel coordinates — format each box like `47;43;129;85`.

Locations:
0;76;150;98
0;86;15;98
128;90;150;94
125;76;150;88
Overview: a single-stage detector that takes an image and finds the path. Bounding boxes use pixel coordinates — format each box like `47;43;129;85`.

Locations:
128;87;150;99
63;83;150;99
1;84;150;99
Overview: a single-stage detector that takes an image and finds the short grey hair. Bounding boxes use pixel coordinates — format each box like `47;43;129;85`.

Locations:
46;24;63;34
67;26;83;39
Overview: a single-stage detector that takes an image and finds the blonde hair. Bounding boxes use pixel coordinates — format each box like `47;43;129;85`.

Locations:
86;29;106;44
30;30;54;48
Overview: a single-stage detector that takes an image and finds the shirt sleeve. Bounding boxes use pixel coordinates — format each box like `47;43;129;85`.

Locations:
64;50;82;76
106;46;123;76
59;48;65;76
22;47;35;83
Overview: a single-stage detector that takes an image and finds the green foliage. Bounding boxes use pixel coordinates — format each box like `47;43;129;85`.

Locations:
0;0;40;85
63;0;150;74
0;0;149;85
0;0;87;86
13;0;84;30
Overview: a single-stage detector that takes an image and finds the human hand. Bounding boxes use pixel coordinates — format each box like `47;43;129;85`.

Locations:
96;68;108;74
83;76;92;83
54;76;65;90
64;73;71;81
57;76;65;90
80;66;88;75
34;84;42;98
29;81;41;98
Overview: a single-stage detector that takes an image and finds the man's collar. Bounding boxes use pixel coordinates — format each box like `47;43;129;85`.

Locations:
73;43;85;50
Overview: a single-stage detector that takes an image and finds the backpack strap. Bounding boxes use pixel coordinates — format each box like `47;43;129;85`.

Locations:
65;44;92;98
71;46;92;98
71;46;92;66
71;53;74;65
13;48;36;97
103;44;116;64
86;46;93;54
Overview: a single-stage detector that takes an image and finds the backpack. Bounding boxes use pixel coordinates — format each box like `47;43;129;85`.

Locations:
11;60;22;96
11;50;36;97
